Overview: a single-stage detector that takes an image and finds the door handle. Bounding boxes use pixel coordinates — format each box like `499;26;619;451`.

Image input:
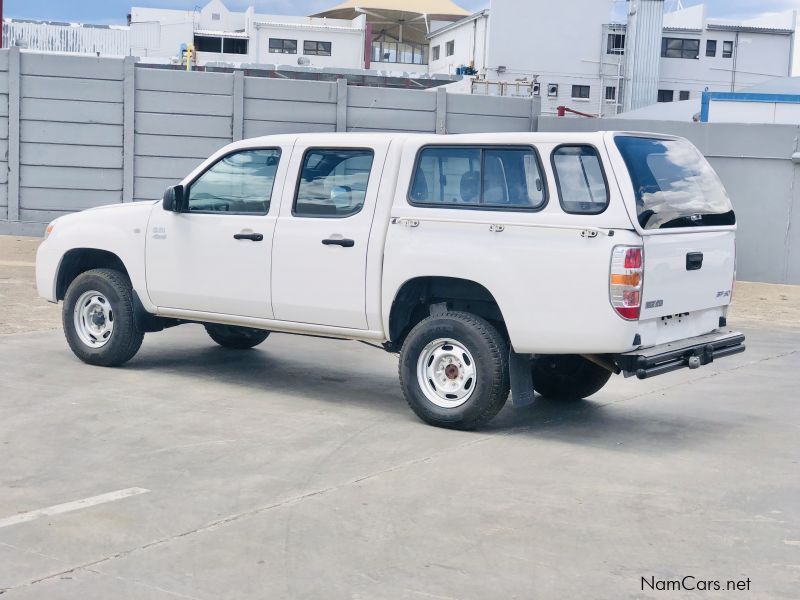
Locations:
234;233;264;242
322;238;355;248
686;252;704;271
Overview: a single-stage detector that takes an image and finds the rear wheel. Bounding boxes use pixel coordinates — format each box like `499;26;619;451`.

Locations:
63;268;144;367
204;324;270;349
399;311;509;430
531;355;612;400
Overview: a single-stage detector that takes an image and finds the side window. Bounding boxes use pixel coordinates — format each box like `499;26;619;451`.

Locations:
294;148;374;218
552;146;609;215
410;146;546;210
187;149;281;215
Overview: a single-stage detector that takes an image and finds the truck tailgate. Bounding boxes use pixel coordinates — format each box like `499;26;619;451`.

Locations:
641;230;735;320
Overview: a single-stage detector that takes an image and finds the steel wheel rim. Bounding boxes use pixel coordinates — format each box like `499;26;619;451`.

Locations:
416;338;477;409
73;290;114;348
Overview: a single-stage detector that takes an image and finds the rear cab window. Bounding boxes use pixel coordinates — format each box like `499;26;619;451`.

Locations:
409;146;547;210
551;145;609;214
614;135;735;229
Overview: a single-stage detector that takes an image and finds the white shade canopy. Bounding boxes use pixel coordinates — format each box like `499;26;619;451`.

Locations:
313;0;469;44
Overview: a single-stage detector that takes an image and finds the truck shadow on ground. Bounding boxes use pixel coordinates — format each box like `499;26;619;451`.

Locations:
123;337;738;452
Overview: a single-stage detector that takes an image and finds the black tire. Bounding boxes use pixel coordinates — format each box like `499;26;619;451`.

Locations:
204;324;270;349
62;268;144;367
531;355;612;400
399;311;510;430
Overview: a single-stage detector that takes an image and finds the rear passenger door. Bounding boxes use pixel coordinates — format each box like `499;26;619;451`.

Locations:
271;140;390;329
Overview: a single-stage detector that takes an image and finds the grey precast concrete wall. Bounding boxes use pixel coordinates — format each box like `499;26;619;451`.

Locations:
0;48;541;236
539;116;800;285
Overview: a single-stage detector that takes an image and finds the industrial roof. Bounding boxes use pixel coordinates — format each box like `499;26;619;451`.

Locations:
313;0;469;18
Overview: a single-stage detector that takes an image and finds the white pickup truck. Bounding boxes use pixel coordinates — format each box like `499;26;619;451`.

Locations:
36;131;745;429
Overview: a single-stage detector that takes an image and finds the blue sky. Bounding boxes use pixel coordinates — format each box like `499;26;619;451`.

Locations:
4;0;798;25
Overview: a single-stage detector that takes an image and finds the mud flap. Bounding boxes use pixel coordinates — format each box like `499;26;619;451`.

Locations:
509;349;535;408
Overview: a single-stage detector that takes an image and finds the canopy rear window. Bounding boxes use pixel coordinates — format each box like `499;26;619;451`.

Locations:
614;136;735;230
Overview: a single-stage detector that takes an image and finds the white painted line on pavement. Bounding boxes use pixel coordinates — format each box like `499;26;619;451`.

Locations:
0;487;150;529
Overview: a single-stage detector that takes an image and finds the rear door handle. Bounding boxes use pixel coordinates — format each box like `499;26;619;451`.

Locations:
686;252;704;271
234;233;264;242
322;238;355;248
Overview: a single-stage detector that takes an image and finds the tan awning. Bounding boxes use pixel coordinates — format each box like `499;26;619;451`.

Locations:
313;0;469;44
314;0;469;18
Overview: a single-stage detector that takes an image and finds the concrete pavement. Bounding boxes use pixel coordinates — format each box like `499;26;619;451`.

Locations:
0;323;798;599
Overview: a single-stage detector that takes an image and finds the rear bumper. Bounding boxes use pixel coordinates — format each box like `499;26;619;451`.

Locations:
613;330;745;380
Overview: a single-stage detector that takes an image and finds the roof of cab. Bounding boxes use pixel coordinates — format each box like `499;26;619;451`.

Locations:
229;131;621;151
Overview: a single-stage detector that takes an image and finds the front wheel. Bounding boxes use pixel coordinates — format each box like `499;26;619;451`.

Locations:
63;268;144;367
204;324;270;349
399;311;510;430
531;355;612;400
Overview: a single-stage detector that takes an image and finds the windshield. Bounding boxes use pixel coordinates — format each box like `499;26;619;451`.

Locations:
614;136;735;230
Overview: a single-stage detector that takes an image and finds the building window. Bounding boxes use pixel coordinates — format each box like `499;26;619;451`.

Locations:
547;84;559;97
304;40;332;56
722;40;734;58
533;83;541;96
706;39;717;57
371;39;428;65
605;86;617;101
269;38;297;54
572;85;590;100
446;40;455;56
194;35;222;53
607;33;625;55
432;45;440;61
211;12;221;21
658;89;675;103
679;90;690;101
223;38;248;55
661;37;700;59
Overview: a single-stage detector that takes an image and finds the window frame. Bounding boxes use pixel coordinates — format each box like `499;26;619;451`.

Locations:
445;40;455;56
432;45;440;61
679;90;690;101
291;146;376;219
194;35;222;53
269;38;297;54
550;144;611;216
605;86;617;102
571;85;591;100
607;33;625;55
661;37;700;59
706;39;717;57
722;40;734;58
303;40;332;56
658;89;675;103
222;37;248;55
183;147;283;216
406;144;550;213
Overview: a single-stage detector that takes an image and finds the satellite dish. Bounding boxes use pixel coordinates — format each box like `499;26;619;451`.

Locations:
297;56;310;66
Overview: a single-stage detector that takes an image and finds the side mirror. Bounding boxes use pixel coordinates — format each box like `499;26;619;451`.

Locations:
162;185;185;212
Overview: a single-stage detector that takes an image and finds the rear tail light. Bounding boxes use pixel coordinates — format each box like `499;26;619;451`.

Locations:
610;246;644;320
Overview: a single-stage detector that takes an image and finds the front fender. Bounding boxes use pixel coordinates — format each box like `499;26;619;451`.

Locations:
35;203;156;310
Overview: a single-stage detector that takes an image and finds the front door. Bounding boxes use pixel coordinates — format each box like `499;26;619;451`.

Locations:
270;141;389;329
146;147;287;319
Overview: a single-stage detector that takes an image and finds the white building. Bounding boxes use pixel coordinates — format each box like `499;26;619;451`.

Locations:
428;0;797;117
128;0;468;71
130;0;368;69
